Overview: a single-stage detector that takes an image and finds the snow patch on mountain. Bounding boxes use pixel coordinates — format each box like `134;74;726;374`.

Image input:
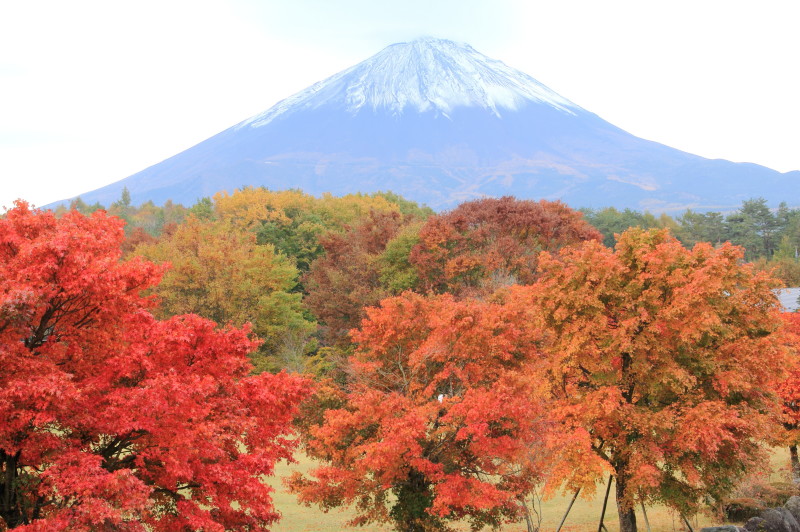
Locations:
240;37;581;129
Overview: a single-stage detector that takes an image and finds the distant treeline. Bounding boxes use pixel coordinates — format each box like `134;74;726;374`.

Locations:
582;199;800;259
64;190;800;282
580;199;800;284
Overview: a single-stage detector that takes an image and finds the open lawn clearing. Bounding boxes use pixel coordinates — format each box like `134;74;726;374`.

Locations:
266;448;794;531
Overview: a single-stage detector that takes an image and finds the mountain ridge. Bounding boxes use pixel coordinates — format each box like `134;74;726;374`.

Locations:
52;37;798;213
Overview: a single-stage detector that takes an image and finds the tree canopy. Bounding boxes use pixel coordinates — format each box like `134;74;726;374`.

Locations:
775;312;800;481
290;292;549;531
516;228;787;532
133;216;314;371
303;210;425;347
411;197;602;296
0;202;311;530
7;187;798;531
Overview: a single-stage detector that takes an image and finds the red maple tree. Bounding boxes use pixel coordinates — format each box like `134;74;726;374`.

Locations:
410;197;602;296
289;292;549;531
0;202;311;530
303;210;412;347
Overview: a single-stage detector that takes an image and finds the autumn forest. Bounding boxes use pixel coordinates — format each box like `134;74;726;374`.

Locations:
2;189;800;532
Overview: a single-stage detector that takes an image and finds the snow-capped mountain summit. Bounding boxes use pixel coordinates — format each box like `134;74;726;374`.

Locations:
58;38;797;212
242;37;580;126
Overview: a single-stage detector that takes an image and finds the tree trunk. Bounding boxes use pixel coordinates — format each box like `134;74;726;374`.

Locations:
615;471;638;532
1;450;22;528
392;469;437;532
790;445;800;484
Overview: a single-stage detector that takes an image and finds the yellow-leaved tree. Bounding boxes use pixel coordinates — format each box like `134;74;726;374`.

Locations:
134;216;314;372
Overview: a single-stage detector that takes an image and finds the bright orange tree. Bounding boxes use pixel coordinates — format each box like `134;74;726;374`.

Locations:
516;228;786;532
0;203;311;530
774;312;800;481
289;292;549;532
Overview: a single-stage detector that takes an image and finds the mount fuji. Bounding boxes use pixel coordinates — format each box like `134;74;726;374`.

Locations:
61;37;798;212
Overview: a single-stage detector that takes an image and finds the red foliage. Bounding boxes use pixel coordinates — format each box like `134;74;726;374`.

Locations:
290;292;549;530
410;197;602;296
0;202;311;530
120;226;157;257
303;210;409;346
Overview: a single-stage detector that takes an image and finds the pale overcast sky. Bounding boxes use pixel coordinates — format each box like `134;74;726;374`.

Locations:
1;0;798;210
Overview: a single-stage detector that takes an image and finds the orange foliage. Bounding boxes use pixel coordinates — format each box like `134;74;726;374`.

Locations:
410;197;601;296
516;228;786;528
775;313;800;437
290;292;550;530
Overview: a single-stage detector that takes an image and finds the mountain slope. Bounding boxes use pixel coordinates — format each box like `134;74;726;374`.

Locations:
60;37;798;212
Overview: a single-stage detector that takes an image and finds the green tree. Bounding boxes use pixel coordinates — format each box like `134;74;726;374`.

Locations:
134;216;314;371
737;197;779;259
581;207;662;247
775;235;800;261
777;204;800;261
379;221;424;293
188;196;215;220
108;187;133;224
676;210;727;247
68;196;103;214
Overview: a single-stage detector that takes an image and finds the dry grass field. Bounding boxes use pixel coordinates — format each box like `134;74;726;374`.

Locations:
265;447;794;531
